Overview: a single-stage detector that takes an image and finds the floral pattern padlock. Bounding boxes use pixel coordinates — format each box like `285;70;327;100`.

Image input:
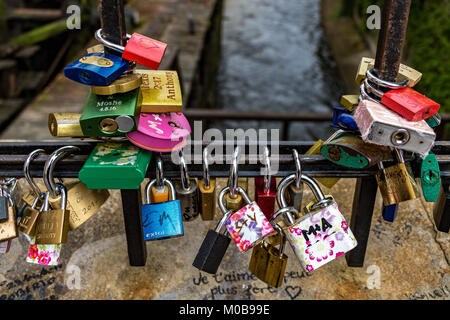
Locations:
25;235;61;266
226;201;275;252
284;202;357;272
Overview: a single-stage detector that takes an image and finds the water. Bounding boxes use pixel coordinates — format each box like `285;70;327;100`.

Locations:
215;0;344;140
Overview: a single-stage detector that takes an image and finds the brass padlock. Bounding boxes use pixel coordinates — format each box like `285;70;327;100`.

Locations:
18;196;41;236
376;149;418;206
35;185;70;244
340;95;359;113
0;192;18;242
306;140;341;188
199;147;216;220
248;225;288;288
48;113;84;137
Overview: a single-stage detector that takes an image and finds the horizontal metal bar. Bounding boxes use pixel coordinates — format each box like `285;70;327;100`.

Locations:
0;140;449;179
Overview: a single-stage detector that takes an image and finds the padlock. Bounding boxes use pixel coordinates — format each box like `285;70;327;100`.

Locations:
49;181;110;230
363;70;439;121
91;73;142;95
0;191;8;222
304;141;340;189
64;52;131;86
199;147;216;221
283;149;303;212
26;236;62;266
303;195;335;214
425;113;441;128
18;196;41;236
225;187;275;252
331;106;359;131
79;141;152;189
355;57;422;87
192;188;234;274
0;240;12;253
321;130;392;169
35;185;70;245
48;113;84;137
340;95;359;112
254;147;277;219
137;70;183;113
375;149;418;206
0;192;18;242
87;44;104;54
149;153;170;203
142;178;184;240
95;29;167;70
126;112;191;152
382;204;399;223
174;150;200;221
354;99;436;155
80;88;142;136
417;152;441;202
248;224;288;288
275;173;357;272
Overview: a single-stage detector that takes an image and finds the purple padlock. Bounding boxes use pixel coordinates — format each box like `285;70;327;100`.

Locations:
126;112;191;152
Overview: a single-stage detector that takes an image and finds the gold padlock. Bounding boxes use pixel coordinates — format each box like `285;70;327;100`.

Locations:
35;187;70;244
18;196;41;236
249;225;288;288
340;95;359;112
376;149;418;206
355;57;422;87
91;73;142;95
48;113;84;137
0;205;18;242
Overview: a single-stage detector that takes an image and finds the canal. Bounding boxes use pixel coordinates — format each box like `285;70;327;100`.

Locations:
215;0;345;140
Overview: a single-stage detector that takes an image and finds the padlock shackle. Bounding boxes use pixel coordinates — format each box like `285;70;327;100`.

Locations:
55;183;67;210
43;146;80;198
277;173;327;210
94;29;131;53
262;146;272;194
155;153;164;188
359;83;379;104
218;186;251;216
203;147;210;188
292;149;301;189
271;206;298;226
228;146;240;198
39;191;50;212
24;149;46;199
144;178;176;204
178;149;191;191
366;68;408;90
273;224;286;255
364;78;385;99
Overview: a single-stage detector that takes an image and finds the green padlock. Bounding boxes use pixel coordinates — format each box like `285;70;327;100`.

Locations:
417;152;441;202
80;88;142;137
79;142;152;189
425;113;441;128
321;130;392;169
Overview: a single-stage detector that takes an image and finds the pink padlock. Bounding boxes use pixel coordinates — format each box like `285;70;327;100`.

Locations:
126;112;191;152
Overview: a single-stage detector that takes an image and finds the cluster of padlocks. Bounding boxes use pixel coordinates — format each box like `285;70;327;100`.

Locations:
320;57;441;221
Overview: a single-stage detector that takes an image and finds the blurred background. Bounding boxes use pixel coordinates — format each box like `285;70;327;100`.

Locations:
0;0;448;140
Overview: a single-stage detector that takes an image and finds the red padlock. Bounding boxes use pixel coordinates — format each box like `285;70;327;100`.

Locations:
255;176;277;220
365;68;439;122
95;29;167;70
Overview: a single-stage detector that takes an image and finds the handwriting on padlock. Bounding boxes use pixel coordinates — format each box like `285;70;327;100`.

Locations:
234;211;258;234
289;218;333;243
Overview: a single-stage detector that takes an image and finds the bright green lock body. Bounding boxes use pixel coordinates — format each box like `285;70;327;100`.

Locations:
78;142;152;189
80;88;142;137
419;153;441;202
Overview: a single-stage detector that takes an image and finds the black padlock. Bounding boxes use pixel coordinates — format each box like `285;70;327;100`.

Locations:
192;186;237;274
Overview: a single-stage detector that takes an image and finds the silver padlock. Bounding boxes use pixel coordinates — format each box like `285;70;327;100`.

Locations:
174;149;200;221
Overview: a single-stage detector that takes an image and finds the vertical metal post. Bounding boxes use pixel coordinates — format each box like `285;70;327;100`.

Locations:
434;178;450;233
121;189;147;266
346;0;412;267
99;0;147;266
346;176;378;267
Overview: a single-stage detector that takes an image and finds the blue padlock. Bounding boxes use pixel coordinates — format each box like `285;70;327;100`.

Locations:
382;204;398;222
331;106;359;132
64;52;130;86
142;178;184;240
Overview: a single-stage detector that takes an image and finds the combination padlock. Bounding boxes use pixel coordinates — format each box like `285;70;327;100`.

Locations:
35;184;70;245
199;147;216;221
364;69;439;121
80;88;142;136
137;70;183;113
64;52;130;86
275;174;357;272
174;149;200;221
95;29;167;70
354;99;436;155
79;141;152;189
248;224;288;288
321;129;392;169
192;187;234;274
376;149;418;206
142;178;183;240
